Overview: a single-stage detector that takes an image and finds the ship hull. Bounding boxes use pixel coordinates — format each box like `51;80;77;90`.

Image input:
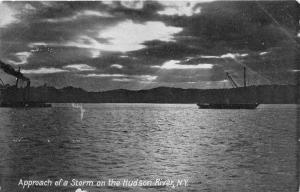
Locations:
1;88;51;108
0;102;51;108
197;103;259;109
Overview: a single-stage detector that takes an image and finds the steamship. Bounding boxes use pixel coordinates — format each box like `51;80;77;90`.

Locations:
0;60;51;108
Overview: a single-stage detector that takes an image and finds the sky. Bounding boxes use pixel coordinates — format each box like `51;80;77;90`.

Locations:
0;0;299;91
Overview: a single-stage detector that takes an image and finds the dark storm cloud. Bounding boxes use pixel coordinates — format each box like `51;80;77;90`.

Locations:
0;1;298;91
162;1;299;51
139;0;299;85
130;40;203;59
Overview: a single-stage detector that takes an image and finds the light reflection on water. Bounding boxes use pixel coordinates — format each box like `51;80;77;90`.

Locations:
0;104;298;192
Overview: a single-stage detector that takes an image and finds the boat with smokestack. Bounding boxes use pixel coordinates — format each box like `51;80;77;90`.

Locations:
197;67;259;109
0;60;51;108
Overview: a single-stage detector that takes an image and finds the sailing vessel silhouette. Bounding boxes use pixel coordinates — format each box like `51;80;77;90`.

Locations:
197;67;259;109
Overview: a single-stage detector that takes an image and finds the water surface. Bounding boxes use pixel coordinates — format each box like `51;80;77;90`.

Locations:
0;104;297;192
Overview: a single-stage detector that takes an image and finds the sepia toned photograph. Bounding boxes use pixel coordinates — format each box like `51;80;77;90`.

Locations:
0;0;299;191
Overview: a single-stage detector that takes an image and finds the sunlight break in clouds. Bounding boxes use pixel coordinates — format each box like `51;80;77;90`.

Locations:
157;1;204;17
44;10;113;23
22;67;68;74
152;60;213;70
134;75;157;81
220;53;248;59
120;1;144;10
110;64;123;69
29;20;182;58
112;78;133;82
83;74;157;82
259;52;269;56
7;52;32;65
64;64;96;71
84;74;126;77
98;20;182;52
0;3;17;27
112;75;157;83
199;53;248;59
29;37;102;58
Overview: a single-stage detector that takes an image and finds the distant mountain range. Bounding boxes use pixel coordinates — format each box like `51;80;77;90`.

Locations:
3;84;300;104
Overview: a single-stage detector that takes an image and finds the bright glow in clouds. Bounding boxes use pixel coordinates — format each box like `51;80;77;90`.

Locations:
29;42;48;47
112;75;157;82
112;78;133;82
111;64;123;69
22;67;68;74
199;53;248;59
198;55;218;59
98;20;182;52
29;20;182;57
220;53;248;59
153;60;213;70
83;73;157;82
7;52;32;65
0;3;17;27
64;64;96;71
157;1;203;16
30;37;102;58
24;3;35;11
259;52;269;56
44;10;113;23
136;75;157;81
120;1;144;9
84;74;126;77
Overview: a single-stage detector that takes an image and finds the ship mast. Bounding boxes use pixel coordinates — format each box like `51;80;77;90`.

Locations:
226;67;247;88
226;72;239;88
243;66;246;87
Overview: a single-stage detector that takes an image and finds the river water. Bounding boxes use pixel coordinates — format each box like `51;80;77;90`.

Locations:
0;104;298;192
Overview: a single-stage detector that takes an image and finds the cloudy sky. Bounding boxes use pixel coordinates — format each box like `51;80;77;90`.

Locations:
0;0;299;91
